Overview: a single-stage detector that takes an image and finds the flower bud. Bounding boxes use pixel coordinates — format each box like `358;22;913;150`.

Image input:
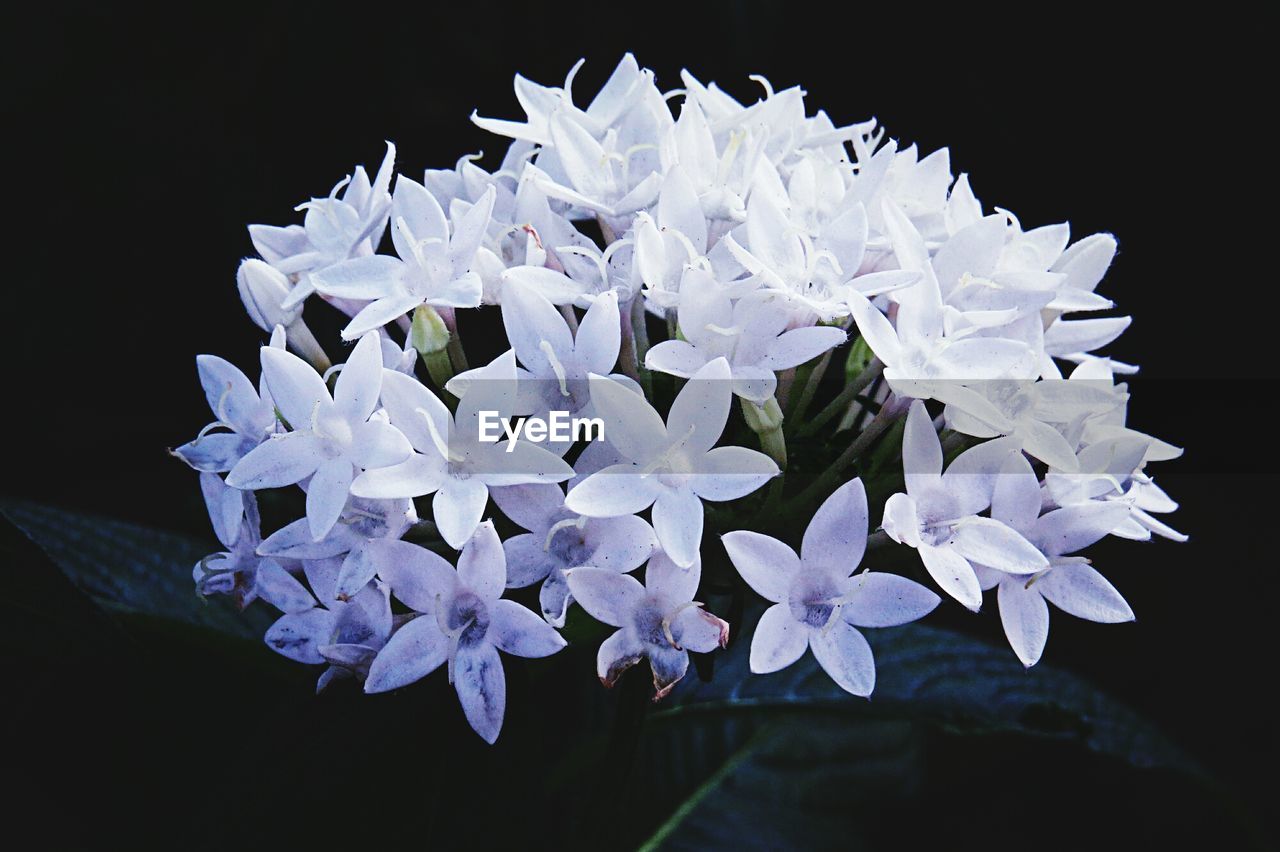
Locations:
237;259;301;332
410;304;451;356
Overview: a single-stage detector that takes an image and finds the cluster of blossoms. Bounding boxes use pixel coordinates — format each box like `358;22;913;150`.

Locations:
175;56;1184;743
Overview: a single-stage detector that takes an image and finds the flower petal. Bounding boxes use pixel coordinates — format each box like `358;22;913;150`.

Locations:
375;540;459;612
597;629;645;687
800;478;868;572
349;420;413;471
255;559;315;614
667;358;732;457
1036;564;1134;623
841;572;940;628
351;452;448;499
489;599;566;658
644;339;709;377
810;620;875;697
265;608;333;664
501;533;555;588
433;477;490;549
721;531;799;603
918;542;983;611
652;486;704;568
565;567;645;627
564;464;662;517
949;518;1048;575
902;399;943;494
670;606;729;653
458;521;506;600
333;331;385;423
226;432;325;490
587;372;667;462
749;603;809;674
306;458;355;540
997;579;1050;667
261;345;331;430
365;615;450;692
688;446;778;502
758;326;846;371
452;641;506;744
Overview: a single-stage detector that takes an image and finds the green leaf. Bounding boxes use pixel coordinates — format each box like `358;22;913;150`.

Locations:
630;614;1205;848
1;499;269;642
661;620;1197;772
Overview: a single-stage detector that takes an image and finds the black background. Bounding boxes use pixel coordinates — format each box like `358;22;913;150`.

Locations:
7;5;1276;849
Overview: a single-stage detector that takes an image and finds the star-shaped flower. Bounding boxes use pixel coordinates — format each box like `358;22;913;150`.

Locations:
565;550;729;700
350;351;574;548
226;331;413;541
644;271;847;403
258;556;394;691
492;482;656;626
365;522;567;743
880;400;1048;610
564;357;779;567
310;178;496;340
976;453;1134;667
174;345;279;473
502;282;626;453
722;478;939;696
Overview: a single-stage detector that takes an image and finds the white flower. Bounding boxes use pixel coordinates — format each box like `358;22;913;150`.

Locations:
492;482;656;626
502;282;627;453
722;478;939;696
943;378;1127;472
721;190;915;321
350;351;574;548
249;142;396;311
977;453;1135;667
881;400;1048;610
565;550;729;700
644;270;846;403
226;331;413;541
1045;435;1187;543
365;522;566;743
310;178;496;340
565;357;778;567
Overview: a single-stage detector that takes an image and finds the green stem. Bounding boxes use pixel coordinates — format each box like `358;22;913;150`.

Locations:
630;294;653;397
794;394;904;508
437;307;469;373
795;357;882;439
789;348;833;425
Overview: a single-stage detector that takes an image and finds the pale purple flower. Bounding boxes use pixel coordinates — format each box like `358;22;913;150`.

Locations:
365;522;566;743
566;551;729;700
492;482;656;626
722;478;939;696
880;400;1048;610
976;453;1135;667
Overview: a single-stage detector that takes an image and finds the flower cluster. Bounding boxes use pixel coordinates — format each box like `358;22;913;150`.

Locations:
176;55;1184;743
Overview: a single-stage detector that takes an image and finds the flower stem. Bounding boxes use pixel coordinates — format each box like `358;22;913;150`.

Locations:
618;296;642;384
789;349;833;424
794;394;904;508
631;295;653;397
794;357;882;439
437;307;469;373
